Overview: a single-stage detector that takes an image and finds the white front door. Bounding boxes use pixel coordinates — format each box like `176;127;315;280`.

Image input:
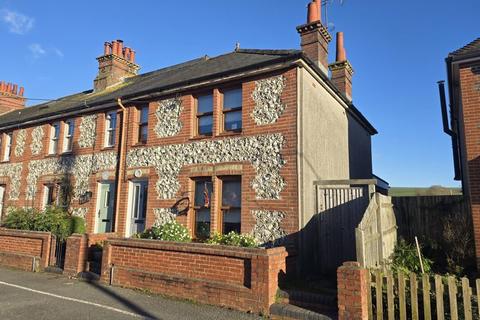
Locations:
127;181;148;237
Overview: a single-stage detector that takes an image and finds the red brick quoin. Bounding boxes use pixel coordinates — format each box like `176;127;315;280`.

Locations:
100;238;287;315
337;261;369;320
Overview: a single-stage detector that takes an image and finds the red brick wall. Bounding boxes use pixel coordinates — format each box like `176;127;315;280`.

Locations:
337;261;368;320
459;61;480;268
101;238;287;314
0;228;52;271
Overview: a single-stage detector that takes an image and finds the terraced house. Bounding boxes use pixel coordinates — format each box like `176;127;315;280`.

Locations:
0;0;376;273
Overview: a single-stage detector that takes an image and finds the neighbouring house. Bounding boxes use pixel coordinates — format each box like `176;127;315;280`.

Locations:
441;38;480;269
0;0;377;275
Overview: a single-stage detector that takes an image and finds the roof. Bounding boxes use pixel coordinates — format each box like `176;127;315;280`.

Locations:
448;38;480;61
0;48;377;134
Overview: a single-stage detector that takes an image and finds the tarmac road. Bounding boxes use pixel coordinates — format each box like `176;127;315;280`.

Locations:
0;267;262;320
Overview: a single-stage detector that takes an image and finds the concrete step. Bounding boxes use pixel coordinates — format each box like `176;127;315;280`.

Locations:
270;303;336;320
277;289;337;312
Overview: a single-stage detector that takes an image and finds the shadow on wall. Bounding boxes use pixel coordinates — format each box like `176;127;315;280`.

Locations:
272;195;369;279
347;114;373;180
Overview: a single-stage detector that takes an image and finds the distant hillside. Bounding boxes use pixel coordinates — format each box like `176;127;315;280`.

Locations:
389;186;462;197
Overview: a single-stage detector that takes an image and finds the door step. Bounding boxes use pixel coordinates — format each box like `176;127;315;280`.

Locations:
276;289;337;313
270;303;336;320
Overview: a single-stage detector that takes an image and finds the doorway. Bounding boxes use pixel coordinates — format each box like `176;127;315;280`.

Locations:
127;180;148;237
95;182;115;233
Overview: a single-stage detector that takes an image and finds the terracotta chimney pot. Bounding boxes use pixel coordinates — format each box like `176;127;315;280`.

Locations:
18;87;24;97
336;32;346;62
307;1;319;23
104;42;111;55
112;41;118;56
117;40;123;56
130;50;136;63
12;84;18;95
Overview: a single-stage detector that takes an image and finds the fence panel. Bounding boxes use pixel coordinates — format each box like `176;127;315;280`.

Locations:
315;182;371;274
368;271;480;319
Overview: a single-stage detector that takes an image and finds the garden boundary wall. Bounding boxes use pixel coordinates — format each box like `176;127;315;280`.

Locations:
101;238;287;314
0;228;52;272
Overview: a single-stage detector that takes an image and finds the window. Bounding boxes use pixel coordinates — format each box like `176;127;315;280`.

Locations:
104;112;117;147
43;184;57;208
222;88;242;132
63;119;74;152
220;177;241;234
49;123;60;154
196;94;213;136
138;106;148;143
193;178;213;239
57;184;70;209
3;132;12;161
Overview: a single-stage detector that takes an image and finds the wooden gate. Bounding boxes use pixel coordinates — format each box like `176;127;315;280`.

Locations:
314;179;375;274
356;193;397;269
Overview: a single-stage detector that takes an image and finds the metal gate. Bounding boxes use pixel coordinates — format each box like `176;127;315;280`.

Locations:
50;236;66;269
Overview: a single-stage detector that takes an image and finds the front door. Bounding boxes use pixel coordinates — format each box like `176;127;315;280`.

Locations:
128;180;148;236
0;185;5;221
96;182;115;233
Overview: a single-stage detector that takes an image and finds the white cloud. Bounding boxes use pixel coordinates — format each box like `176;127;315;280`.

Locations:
53;48;64;58
28;43;46;58
1;9;34;34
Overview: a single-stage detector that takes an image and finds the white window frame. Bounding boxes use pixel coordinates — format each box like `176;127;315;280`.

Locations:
104;112;117;147
63;119;74;153
42;184;56;209
49;122;60;154
3;132;12;161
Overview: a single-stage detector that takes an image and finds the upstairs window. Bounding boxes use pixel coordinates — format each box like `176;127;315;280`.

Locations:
63;119;74;153
49;123;60;154
3;132;12;161
220;177;241;234
104;111;117;147
222;88;242;132
138;106;148;143
196;94;213;136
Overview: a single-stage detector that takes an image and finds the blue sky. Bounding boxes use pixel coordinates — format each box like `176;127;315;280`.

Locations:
0;0;478;187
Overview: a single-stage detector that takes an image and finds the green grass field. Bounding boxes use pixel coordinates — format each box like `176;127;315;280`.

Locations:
388;186;462;197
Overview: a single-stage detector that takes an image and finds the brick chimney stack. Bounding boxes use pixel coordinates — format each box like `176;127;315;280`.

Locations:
94;39;140;92
0;81;26;114
329;32;354;101
296;0;332;75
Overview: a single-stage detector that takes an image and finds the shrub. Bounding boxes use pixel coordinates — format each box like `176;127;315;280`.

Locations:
2;207;37;230
389;239;432;274
1;206;83;241
33;207;72;241
140;221;191;242
70;216;86;234
207;231;258;248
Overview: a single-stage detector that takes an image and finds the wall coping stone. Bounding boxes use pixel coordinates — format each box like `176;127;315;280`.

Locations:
106;238;287;259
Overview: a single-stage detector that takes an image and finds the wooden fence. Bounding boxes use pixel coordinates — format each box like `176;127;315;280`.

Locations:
314;179;374;274
356;193;397;269
368;270;480;319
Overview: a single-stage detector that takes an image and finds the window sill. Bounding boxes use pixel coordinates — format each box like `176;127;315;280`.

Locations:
132;142;147;148
45;153;58;158
0;160;10;163
60;151;73;156
189;135;213;141
101;146;116;151
218;130;242;137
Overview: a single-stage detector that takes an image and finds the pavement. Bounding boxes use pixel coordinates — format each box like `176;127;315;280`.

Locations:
0;267;263;320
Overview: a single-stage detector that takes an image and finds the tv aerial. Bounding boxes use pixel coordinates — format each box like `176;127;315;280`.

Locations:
321;0;347;33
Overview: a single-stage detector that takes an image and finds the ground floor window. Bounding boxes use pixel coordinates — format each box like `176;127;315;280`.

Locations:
43;184;57;208
193;178;212;239
220;176;241;234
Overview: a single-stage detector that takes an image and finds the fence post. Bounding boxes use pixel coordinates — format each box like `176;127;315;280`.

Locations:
337;261;369;320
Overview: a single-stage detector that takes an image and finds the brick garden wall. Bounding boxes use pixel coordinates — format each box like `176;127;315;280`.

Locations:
101;238;287;314
0;228;52;271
